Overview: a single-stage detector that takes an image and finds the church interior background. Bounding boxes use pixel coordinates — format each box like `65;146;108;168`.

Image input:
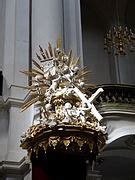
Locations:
0;0;135;180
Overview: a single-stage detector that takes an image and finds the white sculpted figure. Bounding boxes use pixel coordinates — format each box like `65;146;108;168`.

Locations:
21;42;105;133
74;87;104;121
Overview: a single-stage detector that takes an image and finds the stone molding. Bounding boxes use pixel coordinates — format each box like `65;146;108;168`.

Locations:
94;84;135;115
0;84;30;109
96;84;135;105
0;157;31;177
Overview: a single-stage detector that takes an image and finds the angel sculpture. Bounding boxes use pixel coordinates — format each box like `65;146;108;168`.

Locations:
21;40;105;133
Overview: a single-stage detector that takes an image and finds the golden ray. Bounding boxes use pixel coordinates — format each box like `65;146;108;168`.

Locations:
74;56;80;67
75;67;89;78
45;49;49;58
29;93;38;98
53;47;57;57
21;102;35;112
67;49;72;66
24;94;38;105
32;59;42;70
39;45;44;53
69;56;75;67
79;69;90;76
21;102;37;112
21;96;39;111
76;67;89;76
39;45;46;59
40;57;53;63
85;83;96;88
80;66;87;72
31;68;44;76
36;53;42;61
57;38;62;49
76;70;90;79
20;70;37;77
24;93;38;102
48;43;53;57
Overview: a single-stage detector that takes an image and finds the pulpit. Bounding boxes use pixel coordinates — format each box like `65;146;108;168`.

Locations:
20;40;106;179
32;150;87;180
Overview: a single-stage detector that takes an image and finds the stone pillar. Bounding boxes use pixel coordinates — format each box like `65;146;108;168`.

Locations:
2;0;32;162
31;0;64;125
32;0;64;57
1;0;83;179
63;0;84;67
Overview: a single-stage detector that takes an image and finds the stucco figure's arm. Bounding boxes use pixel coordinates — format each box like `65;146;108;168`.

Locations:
62;73;103;121
73;87;103;121
91;104;103;121
89;88;104;103
73;87;92;108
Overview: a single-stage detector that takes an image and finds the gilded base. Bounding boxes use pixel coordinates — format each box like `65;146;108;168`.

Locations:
20;123;106;159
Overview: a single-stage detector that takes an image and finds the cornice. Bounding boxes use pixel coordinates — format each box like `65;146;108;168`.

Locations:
0;84;30;109
99;103;135;116
0;157;31;176
94;84;135;116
